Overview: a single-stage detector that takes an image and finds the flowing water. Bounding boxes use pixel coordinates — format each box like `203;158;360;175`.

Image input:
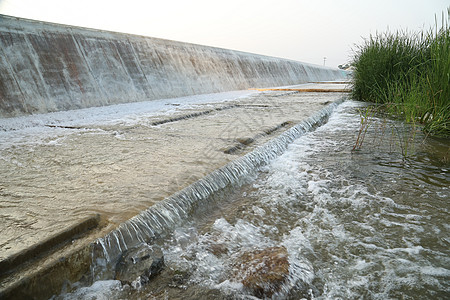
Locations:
57;100;449;299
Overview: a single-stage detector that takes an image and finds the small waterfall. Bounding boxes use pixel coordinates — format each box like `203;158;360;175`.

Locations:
92;97;346;273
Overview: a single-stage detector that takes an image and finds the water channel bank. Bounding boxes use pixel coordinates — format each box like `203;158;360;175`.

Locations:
0;15;346;118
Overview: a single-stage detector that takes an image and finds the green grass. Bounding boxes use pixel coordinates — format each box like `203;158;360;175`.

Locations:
351;8;449;138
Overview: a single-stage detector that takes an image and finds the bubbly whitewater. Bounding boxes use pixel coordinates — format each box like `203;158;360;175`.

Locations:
57;100;449;299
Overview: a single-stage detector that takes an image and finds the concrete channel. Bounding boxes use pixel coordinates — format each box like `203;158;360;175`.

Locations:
0;14;349;299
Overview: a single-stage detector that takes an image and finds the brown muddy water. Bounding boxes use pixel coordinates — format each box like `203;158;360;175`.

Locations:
0;90;340;264
54;100;449;299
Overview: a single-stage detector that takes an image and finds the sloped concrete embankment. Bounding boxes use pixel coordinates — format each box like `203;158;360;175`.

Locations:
0;15;346;117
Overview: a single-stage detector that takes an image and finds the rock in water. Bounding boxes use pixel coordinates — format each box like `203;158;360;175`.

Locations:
115;243;164;285
234;246;290;298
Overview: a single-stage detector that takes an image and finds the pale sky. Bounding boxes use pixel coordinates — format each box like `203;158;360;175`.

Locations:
0;0;448;67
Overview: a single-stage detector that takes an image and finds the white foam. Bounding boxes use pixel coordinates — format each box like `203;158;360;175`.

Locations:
57;280;123;300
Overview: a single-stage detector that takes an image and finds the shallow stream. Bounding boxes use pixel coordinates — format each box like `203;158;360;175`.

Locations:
57;100;449;299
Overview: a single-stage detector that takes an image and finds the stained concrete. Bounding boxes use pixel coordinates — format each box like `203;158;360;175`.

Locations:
0;15;346;117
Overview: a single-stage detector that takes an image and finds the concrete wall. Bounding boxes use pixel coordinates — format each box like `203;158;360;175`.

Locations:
0;15;347;117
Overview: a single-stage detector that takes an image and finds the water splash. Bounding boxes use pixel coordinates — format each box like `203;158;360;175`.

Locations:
92;98;346;271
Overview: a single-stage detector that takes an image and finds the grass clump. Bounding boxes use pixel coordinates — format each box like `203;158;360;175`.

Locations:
351;9;449;138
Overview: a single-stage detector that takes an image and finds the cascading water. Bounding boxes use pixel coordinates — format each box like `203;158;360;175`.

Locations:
57;99;449;299
91;98;345;274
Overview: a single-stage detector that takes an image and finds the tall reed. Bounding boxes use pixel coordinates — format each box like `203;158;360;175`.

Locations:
351;8;449;138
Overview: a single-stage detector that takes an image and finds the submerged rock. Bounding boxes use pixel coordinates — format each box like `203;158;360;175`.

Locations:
234;246;290;298
115;243;164;285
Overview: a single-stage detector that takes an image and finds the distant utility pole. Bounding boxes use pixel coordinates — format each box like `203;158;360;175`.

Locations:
323;57;327;66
